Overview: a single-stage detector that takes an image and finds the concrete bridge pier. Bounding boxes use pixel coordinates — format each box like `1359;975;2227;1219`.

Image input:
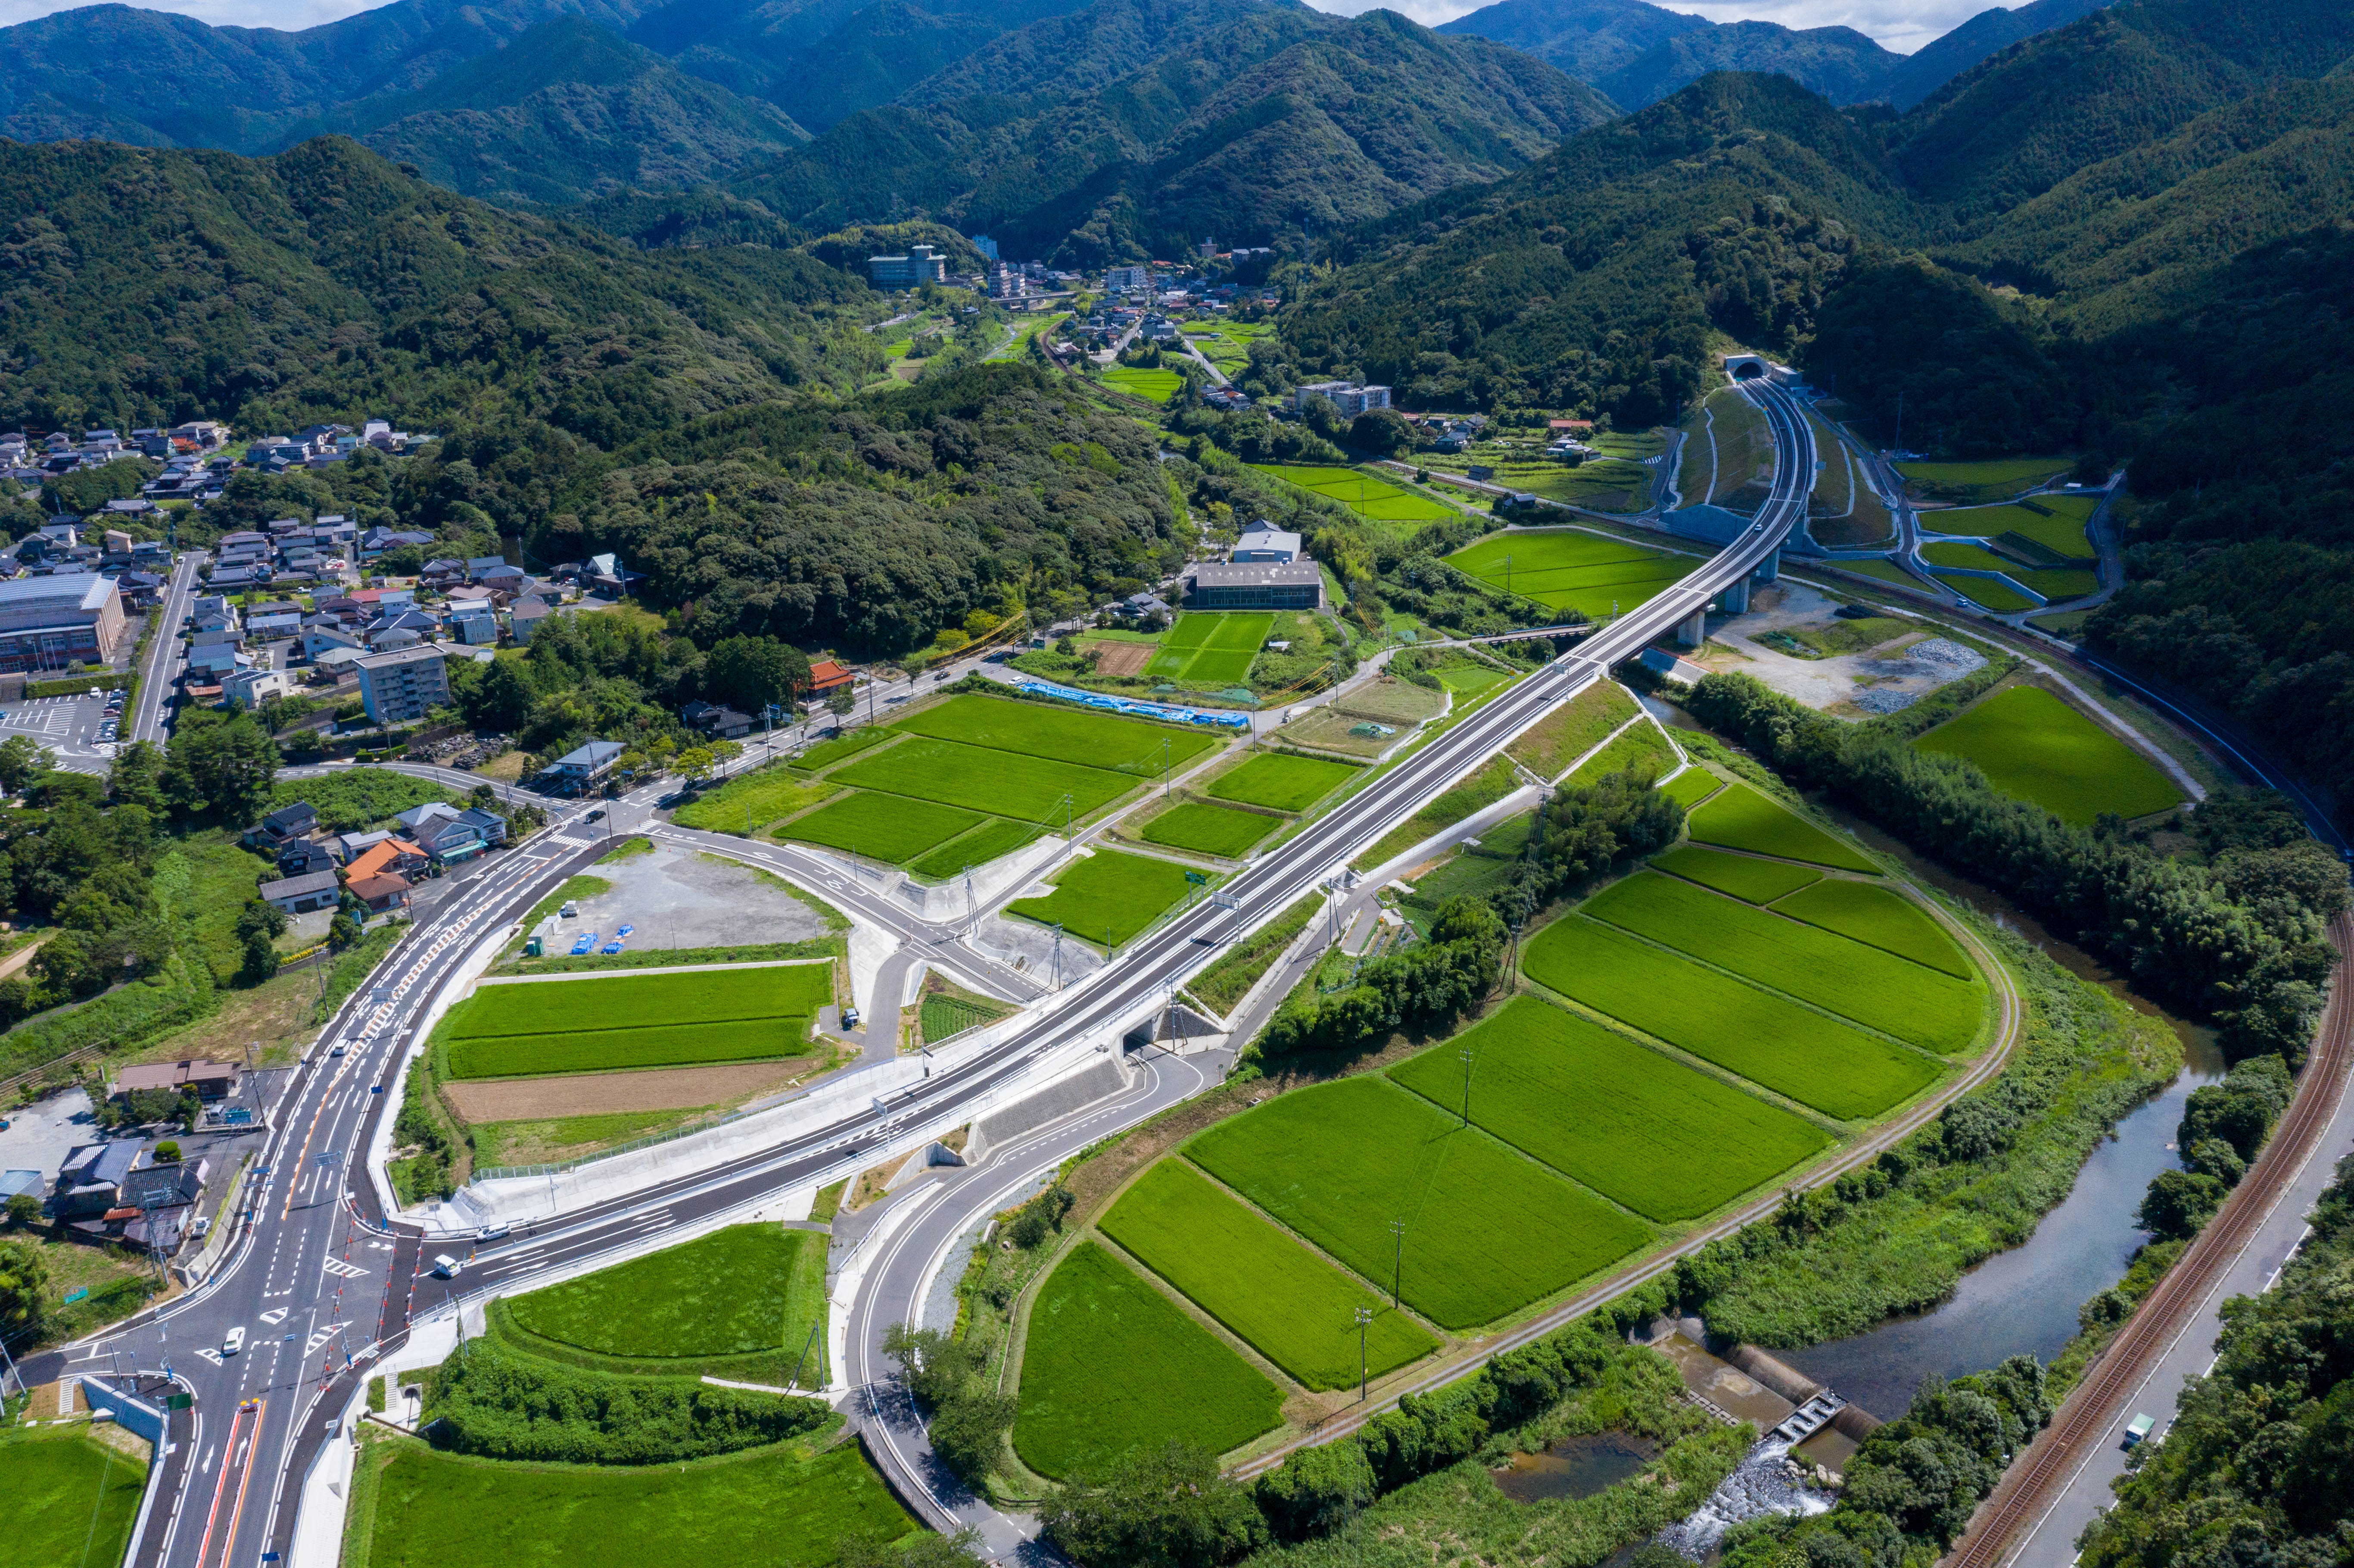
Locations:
1674;607;1708;647
1753;548;1780;584
1718;577;1751;614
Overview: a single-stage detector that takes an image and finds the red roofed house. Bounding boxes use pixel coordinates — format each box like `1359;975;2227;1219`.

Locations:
806;659;855;695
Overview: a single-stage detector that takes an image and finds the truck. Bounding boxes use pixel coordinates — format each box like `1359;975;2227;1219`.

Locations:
2123;1412;2156;1448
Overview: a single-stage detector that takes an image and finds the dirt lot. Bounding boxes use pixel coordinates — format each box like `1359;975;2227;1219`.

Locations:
443;1057;822;1120
1696;582;1987;716
1084;640;1154;678
560;840;834;950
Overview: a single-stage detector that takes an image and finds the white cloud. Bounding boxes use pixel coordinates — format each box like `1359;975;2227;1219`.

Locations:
0;0;383;30
1305;0;1999;55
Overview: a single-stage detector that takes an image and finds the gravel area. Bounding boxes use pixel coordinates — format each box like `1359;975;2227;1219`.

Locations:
563;840;835;950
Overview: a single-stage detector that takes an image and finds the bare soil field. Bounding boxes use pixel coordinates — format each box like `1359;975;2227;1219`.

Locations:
443;1057;821;1121
1085;640;1155;678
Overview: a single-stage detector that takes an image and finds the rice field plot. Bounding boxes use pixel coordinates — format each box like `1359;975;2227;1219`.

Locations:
1100;366;1183;403
774;790;984;862
1008;849;1197;946
890;693;1216;776
1139;801;1280;859
1921;542;2021;573
1926;495;2099;559
1660;768;1723;809
451;965;832;1039
1337;678;1447;725
1686;782;1879;872
1936;573;2040;612
1566;720;1677;784
1653;844;1822;903
1896;457;2073;505
1432;663;1513;699
1185;1075;1653;1329
1145;612;1277;683
1431;454;1653;512
1102;1161;1438;1389
358;1431;911;1568
830;737;1138;820
1445;529;1695;619
1252;464;1455;524
672;767;838;834
1772;880;1971;980
1015;1242;1284;1478
795;729;892;772
1389;997;1829;1223
907;818;1042;880
1507;681;1637;778
1914;684;2184;825
5;1426;147;1568
1833;559;1935;591
1208;751;1361;812
2014;568;2099;601
446;1018;816;1079
1582;872;1983;1055
504;1225;828;1379
1524;917;1942;1120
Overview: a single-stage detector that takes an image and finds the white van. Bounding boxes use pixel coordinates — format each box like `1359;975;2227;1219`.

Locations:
431;1254;464;1279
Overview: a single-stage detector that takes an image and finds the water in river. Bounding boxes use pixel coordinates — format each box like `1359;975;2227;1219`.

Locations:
1492;1432;1660;1504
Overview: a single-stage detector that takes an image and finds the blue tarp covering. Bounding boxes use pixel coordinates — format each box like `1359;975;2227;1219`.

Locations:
1011;678;1252;728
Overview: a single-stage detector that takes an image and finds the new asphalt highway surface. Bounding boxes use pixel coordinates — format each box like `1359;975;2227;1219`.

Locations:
25;382;1812;1568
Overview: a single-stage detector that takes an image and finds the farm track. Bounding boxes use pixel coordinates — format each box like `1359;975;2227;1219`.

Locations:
1940;908;2354;1568
1231;879;2027;1476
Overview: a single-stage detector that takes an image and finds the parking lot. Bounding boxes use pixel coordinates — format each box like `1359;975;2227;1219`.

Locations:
0;688;120;771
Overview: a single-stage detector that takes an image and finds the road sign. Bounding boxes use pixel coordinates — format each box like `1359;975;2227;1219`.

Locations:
1210;893;1240;910
164;1392;192;1409
1183;871;1207;887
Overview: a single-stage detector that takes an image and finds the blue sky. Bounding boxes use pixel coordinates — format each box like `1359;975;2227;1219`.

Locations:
0;0;1989;55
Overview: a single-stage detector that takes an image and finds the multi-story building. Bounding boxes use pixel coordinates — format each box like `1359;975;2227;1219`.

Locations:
354;644;450;724
867;245;947;287
1290;381;1392;417
0;574;127;672
1104;265;1151;292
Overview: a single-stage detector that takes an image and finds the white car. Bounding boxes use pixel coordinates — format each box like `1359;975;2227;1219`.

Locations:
431;1254;464;1279
222;1326;246;1356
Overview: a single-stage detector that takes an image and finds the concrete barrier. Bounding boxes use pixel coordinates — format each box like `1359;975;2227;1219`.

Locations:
965;1050;1132;1167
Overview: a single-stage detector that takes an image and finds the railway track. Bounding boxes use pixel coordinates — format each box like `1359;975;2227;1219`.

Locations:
1943;907;2354;1568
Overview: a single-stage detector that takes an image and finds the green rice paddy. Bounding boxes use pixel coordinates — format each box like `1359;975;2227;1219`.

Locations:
891;694;1216;777
1100;1162;1437;1389
1388;997;1829;1223
1937;573;2041;612
907;818;1042;880
1014;1242;1284;1478
1139;802;1280;859
1660;768;1724;809
1582;873;1983;1055
1685;783;1880;872
1653;844;1822;903
1524;917;1942;1120
4;1426;147;1568
1445;529;1697;620
1208;751;1361;811
1007;849;1198;946
1913;684;2185;824
1924;494;2099;560
774;790;983;862
2013;568;2099;601
446;1018;814;1079
1144;613;1276;684
1772;880;1972;980
1185;1075;1653;1329
1099;365;1184;403
794;729;891;771
505;1225;829;1372
1252;465;1456;524
672;768;836;834
830;736;1138;820
1833;559;1934;591
1896;457;2073;504
1920;541;2021;572
1566;720;1678;784
451;966;833;1038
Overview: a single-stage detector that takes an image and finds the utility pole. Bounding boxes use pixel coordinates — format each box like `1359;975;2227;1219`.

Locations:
1389;1217;1405;1309
1051;924;1064;991
1458;1045;1473;1127
1355;1307;1372;1401
1160;736;1171;799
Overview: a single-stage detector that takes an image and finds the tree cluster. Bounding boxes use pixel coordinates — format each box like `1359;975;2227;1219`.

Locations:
2136;1054;2293;1241
1684;672;2338;1063
1258;895;1504;1058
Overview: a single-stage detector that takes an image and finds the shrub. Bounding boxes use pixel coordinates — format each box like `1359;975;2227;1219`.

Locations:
424;1338;828;1464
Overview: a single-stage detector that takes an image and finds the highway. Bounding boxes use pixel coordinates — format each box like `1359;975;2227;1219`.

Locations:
22;381;1810;1568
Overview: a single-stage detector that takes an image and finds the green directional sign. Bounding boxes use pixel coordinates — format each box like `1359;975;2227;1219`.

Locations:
1183;871;1208;886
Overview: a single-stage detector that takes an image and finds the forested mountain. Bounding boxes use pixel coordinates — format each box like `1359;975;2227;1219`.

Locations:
1872;0;2110;108
1433;0;1708;81
1592;19;1899;109
730;8;1616;263
341;18;808;202
0;136;873;438
900;0;1295;106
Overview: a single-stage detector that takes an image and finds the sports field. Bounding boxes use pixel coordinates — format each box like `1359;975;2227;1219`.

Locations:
1773;880;1971;979
504;1225;828;1378
1144;613;1275;683
1582;873;1982;1055
891;694;1216;776
1525;917;1942;1120
1100;365;1183;403
776;791;982;861
830;736;1138;820
1008;849;1197;946
1926;494;2099;559
1251;464;1455;524
672;767;834;834
1654;844;1822;903
1686;783;1879;871
907;818;1041;880
5;1425;147;1568
1445;528;1697;619
358;1431;912;1568
1914;684;2185;824
1660;767;1723;809
1896;457;2073;504
1186;1075;1652;1329
446;966;832;1080
1014;1242;1284;1478
1208;751;1360;811
1139;801;1280;859
1389;997;1828;1223
1936;572;2040;612
1101;1162;1437;1389
1566;719;1677;784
